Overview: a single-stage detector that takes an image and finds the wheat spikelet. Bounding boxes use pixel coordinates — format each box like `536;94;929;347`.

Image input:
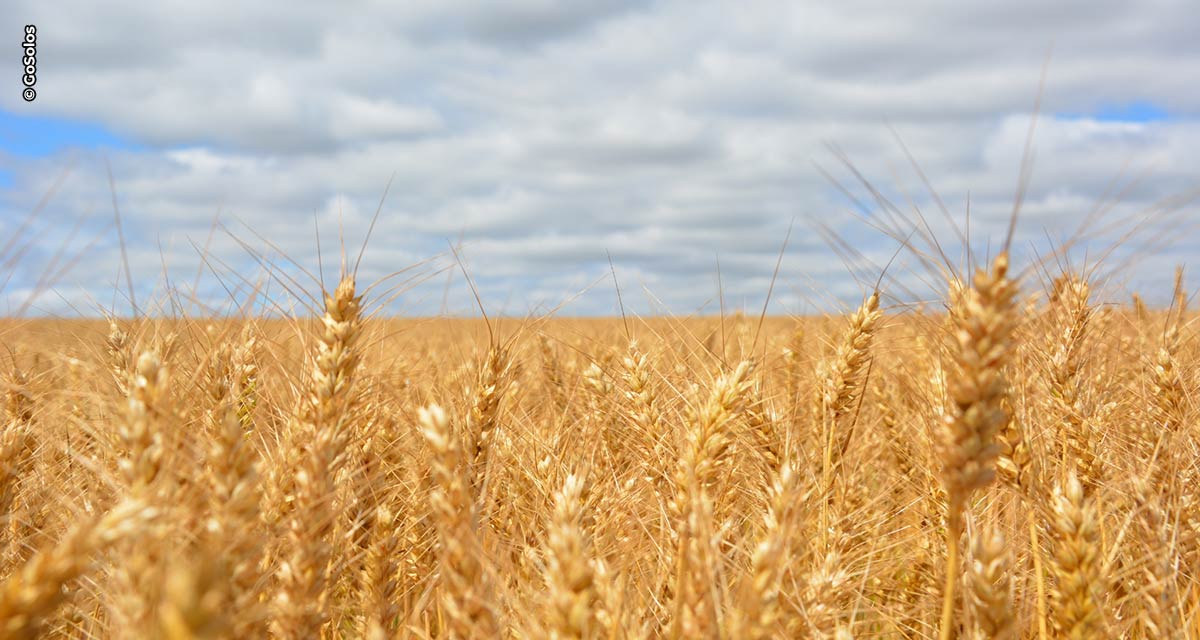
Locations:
667;360;754;637
1048;473;1104;639
815;292;881;481
939;255;1018;506
968;528;1014;640
583;357;629;472
1130;477;1179;637
665;360;756;536
937;253;1018;640
543;473;596;640
466;345;511;488
1046;275;1100;484
621;340;670;495
157;548;232;640
105;322;131;396
118;350;166;495
538;335;567;405
273;275;363;639
815;291;881;430
1150;269;1186;438
744;380;782;484
107;348;172;634
815;291;881;553
361;503;403;640
202;332;264;637
996;396;1035;496
671;360;756;514
797;543;854;638
0;367;36;556
671;485;722;638
733;462;798;640
421;403;499;639
782;323;806;405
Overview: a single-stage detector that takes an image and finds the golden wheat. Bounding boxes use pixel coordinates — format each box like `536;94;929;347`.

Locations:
0;248;1192;639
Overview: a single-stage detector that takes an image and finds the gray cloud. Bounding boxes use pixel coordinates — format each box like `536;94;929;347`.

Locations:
383;0;646;48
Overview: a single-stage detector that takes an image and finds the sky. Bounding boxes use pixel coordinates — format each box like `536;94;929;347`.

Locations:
1;1;1198;318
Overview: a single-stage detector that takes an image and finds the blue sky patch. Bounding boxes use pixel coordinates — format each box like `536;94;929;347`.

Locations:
1059;100;1172;123
0;110;135;157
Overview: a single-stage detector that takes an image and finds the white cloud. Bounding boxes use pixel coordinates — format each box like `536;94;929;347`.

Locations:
329;96;445;140
1;0;1198;316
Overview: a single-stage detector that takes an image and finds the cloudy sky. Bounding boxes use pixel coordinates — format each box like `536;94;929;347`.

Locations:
2;1;1198;317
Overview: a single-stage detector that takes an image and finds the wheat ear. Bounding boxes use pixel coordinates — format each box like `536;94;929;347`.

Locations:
0;500;155;640
816;291;881;541
421;403;499;639
669;360;755;637
118;350;167;496
203;332;264;637
1048;473;1104;639
968;528;1014;640
937;254;1018;640
0;368;36;550
273;276;363;639
733;462;798;640
544;473;596;640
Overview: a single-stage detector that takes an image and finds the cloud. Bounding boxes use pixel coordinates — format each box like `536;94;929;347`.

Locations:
384;0;645;48
1;0;1198;316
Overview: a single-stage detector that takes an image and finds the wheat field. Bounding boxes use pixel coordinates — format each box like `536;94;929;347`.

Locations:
0;254;1195;639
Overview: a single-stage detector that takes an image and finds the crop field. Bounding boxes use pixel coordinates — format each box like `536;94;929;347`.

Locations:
8;0;1200;636
0;255;1194;639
